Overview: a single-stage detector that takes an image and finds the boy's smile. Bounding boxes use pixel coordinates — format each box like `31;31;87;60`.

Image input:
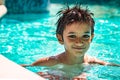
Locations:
61;22;94;57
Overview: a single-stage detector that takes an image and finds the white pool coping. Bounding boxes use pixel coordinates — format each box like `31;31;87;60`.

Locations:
0;55;45;80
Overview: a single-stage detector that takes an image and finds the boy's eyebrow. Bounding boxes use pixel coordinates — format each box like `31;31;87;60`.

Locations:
84;31;90;34
68;32;75;34
68;31;90;34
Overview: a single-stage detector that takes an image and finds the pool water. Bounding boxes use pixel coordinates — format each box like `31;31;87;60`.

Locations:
0;4;120;79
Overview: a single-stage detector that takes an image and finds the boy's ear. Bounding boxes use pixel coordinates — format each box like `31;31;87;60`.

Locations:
92;34;94;38
91;34;94;42
56;34;64;44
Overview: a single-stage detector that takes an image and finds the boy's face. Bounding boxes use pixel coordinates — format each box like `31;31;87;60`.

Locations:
57;22;94;57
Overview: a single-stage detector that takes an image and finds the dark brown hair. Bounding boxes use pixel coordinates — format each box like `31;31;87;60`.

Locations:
56;5;95;36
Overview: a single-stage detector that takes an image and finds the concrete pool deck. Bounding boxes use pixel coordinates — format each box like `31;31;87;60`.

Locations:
0;55;45;80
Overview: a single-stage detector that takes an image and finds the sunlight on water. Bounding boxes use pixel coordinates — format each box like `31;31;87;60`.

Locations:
0;3;120;80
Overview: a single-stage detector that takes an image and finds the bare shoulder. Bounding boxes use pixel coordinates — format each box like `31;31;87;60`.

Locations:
32;52;65;66
84;55;120;66
84;54;95;63
84;54;102;64
32;56;60;66
84;54;108;65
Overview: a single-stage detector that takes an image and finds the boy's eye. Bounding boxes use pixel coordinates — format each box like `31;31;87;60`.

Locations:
83;35;90;39
68;35;76;38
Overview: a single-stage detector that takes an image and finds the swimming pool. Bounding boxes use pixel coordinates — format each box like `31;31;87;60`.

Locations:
0;4;120;79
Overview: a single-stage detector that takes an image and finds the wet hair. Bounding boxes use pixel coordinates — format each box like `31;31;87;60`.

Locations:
56;5;95;36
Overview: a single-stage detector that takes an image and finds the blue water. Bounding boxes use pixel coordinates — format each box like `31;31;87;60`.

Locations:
0;4;120;80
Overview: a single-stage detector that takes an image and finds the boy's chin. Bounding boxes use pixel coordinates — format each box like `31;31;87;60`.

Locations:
74;52;85;57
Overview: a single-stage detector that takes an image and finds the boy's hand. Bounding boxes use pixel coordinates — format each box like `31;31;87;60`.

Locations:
20;64;31;67
106;63;120;67
37;72;69;80
73;72;87;80
38;72;87;80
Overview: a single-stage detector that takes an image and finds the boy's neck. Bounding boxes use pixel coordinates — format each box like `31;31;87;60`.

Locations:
63;51;85;65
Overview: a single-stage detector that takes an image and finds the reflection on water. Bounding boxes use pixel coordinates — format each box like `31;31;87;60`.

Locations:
5;0;50;14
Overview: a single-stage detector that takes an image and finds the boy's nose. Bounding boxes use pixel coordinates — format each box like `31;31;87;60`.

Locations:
75;38;84;46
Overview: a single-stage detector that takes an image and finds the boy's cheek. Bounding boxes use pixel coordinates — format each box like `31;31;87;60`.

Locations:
86;38;93;43
82;39;91;43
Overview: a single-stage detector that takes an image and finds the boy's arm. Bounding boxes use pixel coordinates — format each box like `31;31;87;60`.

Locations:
93;57;120;67
32;56;58;66
21;56;59;67
21;64;32;67
105;62;120;67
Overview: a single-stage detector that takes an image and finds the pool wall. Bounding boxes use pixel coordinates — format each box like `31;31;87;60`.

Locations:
0;55;45;80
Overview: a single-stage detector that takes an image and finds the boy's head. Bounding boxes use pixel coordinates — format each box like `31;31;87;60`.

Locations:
56;5;95;55
56;5;95;36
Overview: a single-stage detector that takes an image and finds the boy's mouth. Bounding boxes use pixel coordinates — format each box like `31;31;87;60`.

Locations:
72;47;85;51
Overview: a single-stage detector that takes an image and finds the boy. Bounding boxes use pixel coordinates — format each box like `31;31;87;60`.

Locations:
22;5;120;80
